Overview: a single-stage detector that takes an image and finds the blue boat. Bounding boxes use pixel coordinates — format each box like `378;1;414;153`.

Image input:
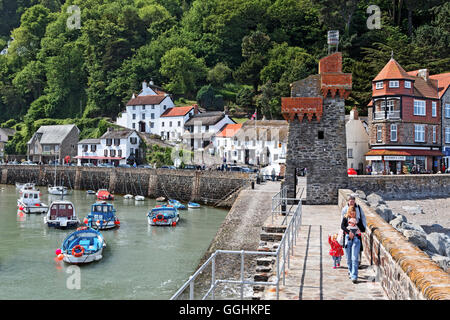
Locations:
167;199;186;210
188;201;201;209
59;227;106;264
84;201;120;230
147;205;180;226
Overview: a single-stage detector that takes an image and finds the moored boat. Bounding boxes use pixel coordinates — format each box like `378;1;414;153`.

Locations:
16;182;36;190
48;185;69;195
134;195;145;201
56;227;106;264
44;200;79;228
167;199;186;210
147;205;179;226
17;190;48;214
84;201;120;230
86;190;96;195
156;196;166;202
188;201;201;209
96;189;114;200
124;194;133;199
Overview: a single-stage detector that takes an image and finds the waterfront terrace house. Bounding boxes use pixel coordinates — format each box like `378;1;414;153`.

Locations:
213;120;288;166
366;57;443;174
183;111;235;150
428;72;450;170
346;108;369;174
75;128;141;166
0;128;15;159
27;124;79;164
115;80;175;135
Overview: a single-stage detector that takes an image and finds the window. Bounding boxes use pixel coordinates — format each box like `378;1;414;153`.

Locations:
142;105;145;110
178;121;181;127
90;145;96;152
432;126;436;143
151;105;155;110
375;82;383;89
150;122;154;129
446;127;450;143
104;149;108;157
43;145;51;152
389;80;399;88
142;113;145;120
82;145;88;152
130;137;137;144
151;113;155;119
132;106;136;111
414;100;426;116
110;149;116;157
114;139;120;146
404;81;411;88
348;148;353;158
445;104;450;118
132;114;136;120
55;145;59;152
162;122;165;127
169;121;172;127
106;139;112;146
118;149;122;157
390;124;397;141
414;124;425;142
432;101;437;117
132;123;135;129
376;126;382;142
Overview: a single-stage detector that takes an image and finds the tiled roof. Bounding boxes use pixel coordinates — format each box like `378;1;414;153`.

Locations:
160;106;194;117
373;58;414;81
185;112;228;126
28;124;78;145
429;72;450;99
126;94;168;106
100;128;136;139
413;76;439;99
216;123;243;138
78;138;101;144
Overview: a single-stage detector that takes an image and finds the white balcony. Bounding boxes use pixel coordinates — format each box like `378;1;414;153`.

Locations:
374;110;400;120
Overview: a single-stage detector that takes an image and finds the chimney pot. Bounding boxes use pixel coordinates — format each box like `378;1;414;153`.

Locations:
418;69;429;81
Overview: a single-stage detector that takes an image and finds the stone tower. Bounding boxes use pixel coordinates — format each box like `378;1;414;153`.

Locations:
282;52;352;204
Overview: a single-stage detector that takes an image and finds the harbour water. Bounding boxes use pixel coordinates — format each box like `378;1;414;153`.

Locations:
0;184;228;299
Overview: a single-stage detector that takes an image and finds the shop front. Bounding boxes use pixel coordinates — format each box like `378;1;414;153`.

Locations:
365;149;443;174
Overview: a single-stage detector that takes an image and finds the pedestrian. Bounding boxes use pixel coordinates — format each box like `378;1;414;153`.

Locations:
341;206;366;283
271;168;276;181
328;233;344;269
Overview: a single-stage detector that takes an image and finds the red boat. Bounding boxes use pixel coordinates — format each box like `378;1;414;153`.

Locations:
96;189;114;200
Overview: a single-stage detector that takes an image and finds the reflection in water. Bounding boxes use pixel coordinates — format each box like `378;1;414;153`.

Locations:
0;184;227;299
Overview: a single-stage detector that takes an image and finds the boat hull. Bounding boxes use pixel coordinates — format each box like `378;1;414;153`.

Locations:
147;216;179;226
18;200;48;214
91;220;118;230
63;248;104;264
44;217;79;229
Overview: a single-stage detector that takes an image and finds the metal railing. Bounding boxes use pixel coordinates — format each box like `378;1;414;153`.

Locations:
170;187;303;300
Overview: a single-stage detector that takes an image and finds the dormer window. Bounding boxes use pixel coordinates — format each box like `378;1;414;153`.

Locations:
375;82;383;89
389;80;399;88
404;81;411;89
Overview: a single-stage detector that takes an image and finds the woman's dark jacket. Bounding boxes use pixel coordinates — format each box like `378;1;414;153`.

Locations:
341;217;366;249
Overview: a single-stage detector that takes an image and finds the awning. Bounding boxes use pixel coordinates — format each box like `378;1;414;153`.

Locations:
365;149;443;157
74;156;125;160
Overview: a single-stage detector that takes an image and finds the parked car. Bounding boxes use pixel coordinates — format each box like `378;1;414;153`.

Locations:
118;164;132;168
83;163;95;167
21;161;37;165
161;165;176;170
98;163;114;168
182;165;197;170
137;164;152;169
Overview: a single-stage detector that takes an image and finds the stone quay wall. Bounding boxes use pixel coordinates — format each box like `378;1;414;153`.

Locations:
348;174;450;200
1;165;254;206
339;189;450;300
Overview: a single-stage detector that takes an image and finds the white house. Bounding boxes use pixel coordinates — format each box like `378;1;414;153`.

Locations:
183;111;235;150
116;81;175;134
346;108;369;174
75;128;141;166
159;105;198;142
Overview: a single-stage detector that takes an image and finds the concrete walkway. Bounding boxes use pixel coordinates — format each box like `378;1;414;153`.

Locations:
264;204;388;300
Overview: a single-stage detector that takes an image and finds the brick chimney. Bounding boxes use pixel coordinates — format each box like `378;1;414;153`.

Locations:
417;69;429;81
142;80;148;90
193;104;199;114
350;107;358;120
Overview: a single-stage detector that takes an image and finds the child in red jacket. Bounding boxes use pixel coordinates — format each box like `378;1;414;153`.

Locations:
328;233;344;269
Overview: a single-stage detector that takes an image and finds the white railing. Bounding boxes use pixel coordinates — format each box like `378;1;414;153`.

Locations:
170;187;303;300
374;110;400;120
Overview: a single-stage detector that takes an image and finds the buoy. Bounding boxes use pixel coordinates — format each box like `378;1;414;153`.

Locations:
55;248;62;255
172;221;177;227
152;218;156;223
57;254;64;261
19;206;24;211
96;220;100;225
83;218;88;224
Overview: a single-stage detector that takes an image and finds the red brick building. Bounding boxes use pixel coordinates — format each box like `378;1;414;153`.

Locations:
366;58;442;174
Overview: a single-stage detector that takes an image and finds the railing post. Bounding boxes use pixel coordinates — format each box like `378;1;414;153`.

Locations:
240;250;245;300
211;253;216;300
189;276;194;300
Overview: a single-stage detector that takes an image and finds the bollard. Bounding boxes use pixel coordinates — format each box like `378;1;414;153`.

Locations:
251;181;255;189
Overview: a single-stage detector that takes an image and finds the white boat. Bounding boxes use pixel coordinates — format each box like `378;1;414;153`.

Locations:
48;186;69;195
16;182;36;190
134;195;145;201
188;201;201;209
44;200;80;228
59;227;106;264
124;194;133;199
17;190;48;214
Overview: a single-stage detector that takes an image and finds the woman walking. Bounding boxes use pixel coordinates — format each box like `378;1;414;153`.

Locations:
341;205;365;284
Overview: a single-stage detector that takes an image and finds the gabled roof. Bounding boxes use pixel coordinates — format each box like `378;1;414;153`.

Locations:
28;124;79;145
185;112;232;126
126;94;168;106
430;72;450;99
78;138;101;145
216;123;243;138
373;58;414;81
160;106;194;117
100;128;137;139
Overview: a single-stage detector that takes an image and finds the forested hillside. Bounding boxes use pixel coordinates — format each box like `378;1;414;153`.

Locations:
0;0;448;154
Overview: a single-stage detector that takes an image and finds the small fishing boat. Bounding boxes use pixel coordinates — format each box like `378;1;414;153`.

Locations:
168;199;186;210
134;195;145;201
56;227;106;264
16;182;36;189
44;200;79;228
156;196;166;202
147;205;179;226
188;201;201;209
48;185;69;195
18;183;36;193
86;190;96;195
84;201;120;230
124;194;133;199
96;189;114;200
17;190;48;214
